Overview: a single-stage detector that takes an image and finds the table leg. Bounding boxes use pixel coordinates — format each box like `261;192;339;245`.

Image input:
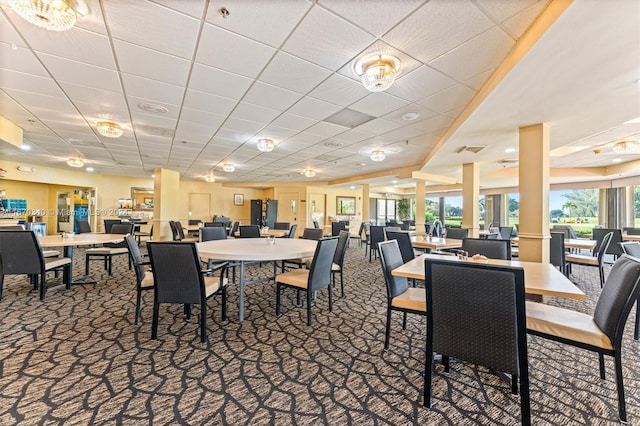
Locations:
239;261;245;322
65;245;98;285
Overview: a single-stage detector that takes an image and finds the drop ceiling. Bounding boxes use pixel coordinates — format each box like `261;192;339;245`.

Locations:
0;0;638;189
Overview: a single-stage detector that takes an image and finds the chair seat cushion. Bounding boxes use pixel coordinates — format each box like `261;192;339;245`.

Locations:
565;253;599;266
141;271;154;288
45;257;71;270
391;287;426;312
204;276;228;297
511;247;519;257
331;262;340;271
86;247;129;255
275;269;309;289
525;301;612;350
42;250;60;258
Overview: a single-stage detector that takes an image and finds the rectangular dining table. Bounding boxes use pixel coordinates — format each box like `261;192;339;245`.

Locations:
392;253;586;300
410;236;463;251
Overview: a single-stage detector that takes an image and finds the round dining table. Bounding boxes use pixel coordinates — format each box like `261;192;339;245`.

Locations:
198;238;317;321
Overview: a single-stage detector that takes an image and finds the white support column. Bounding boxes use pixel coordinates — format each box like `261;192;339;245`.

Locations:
462;163;479;238
362;184;370;223
415;180;426;236
153;168;180;241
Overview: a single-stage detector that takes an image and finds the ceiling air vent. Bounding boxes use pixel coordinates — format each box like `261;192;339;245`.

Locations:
455;145;487;154
324;108;375;128
498;159;519;164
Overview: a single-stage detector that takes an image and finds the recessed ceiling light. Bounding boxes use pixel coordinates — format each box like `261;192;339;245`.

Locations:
324;141;343;148
402;112;420;121
86;167;94;172
138;103;168;114
359;162;366;166
392;180;398;184
151;174;155;178
612;158;622;163
20;144;31;150
205;175;215;182
67;157;84;168
350;186;356;190
505;147;516;153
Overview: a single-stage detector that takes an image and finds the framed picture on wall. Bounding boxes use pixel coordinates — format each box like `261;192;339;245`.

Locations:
234;194;244;206
336;196;356;215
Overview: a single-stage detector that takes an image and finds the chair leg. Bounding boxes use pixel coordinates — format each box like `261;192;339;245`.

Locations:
384;307;392;351
599;266;605;288
184;304;192;319
443;355;450;373
511;374;518;395
152;302;159;339
614;350;627;423
340;271;344;297
107;256;112;276
200;302;207;343
306;290;312;326
402;312;407;330
598;353;606;379
0;275;4;301
424;343;434;407
328;284;333;313
135;289;142;325
221;286;227;321
635;298;639;340
39;273;46;301
276;283;281;317
63;264;71;289
85;255;91;275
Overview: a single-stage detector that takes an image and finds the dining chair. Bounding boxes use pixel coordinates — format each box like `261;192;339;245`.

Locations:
378;240;426;351
385;231;417;264
592;228;623;260
275;237;338;326
281;227;322;271
204;222;224;227
331;231;350;297
75;219;91;234
85;223;134;276
399;222;410;231
565;231;613;287
0;230;72;301
0;226;60;258
424;258;530;424
331;221;346;236
360;223;370;252
301;228;323;240
487;227;500;239
526;254;640;423
549;232;567;275
382;226;401;240
368;226;385;263
443;227;468;240
228;220;240;237
124;235;153;325
273;222;290;230
147;241;228;343
461;238;512;260
199;226;227;242
499;226;514;240
620;241;640;340
285;224;297;239
103;219;122;233
238;225;260;238
431;220;443;237
312;220;320;229
173;221;199;242
623;227;640;235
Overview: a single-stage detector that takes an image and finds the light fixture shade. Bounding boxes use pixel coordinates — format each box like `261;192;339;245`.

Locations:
256;138;275;152
67;157;84;167
96;121;123;138
370;149;386;162
304;168;316;178
222;163;235;172
10;0;77;32
612;140;637;153
355;54;401;92
205;176;215;183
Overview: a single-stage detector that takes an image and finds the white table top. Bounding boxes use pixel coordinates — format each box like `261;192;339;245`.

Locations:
512;237;596;250
410;236;463;250
198;238;317;262
392;253;585;300
38;233;124;247
233;229;288;238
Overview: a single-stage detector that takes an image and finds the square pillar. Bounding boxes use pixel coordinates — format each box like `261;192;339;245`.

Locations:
415;180;426;236
153;168;180;241
362;184;370;223
462;163;479;238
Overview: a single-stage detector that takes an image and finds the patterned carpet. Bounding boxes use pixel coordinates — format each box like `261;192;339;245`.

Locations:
0;241;638;425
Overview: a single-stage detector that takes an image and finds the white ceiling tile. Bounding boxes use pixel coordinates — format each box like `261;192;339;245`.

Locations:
332;129;371;143
270;113;316;132
349;92;409;117
195;24;275;78
382;104;439;124
474;0;541;23
255;125;298;141
4;89;75;112
223;117;265;133
179;107;227;126
282;6;375;70
242;82;302;111
174;119;223;143
38;53;121;92
231;102;281;124
410;114;454;134
386;66;458;102
383;0;494;63
214;128;256;143
260;51;332;94
287;97;342;121
502;1;548;39
0;44;48;76
417;84;477;114
121;73;184;106
149;0;207;18
308;74;370;107
0;12;27;47
113;40;191;86
206;0;311;48
428;27;515;83
378;126;425;144
182;89;237;116
60;81;122;103
103;0;200;59
127;96;178;119
188;63;253;99
72;0;108;35
0;69;65;98
305;122;347;138
464;69;495;91
353;118;403;135
130;109;178;129
74;100;129;124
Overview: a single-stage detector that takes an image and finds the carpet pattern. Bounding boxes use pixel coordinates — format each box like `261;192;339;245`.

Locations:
0;242;638;425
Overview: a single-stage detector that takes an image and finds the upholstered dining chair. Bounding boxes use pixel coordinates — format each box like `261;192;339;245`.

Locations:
368;225;385;263
623;227;640;235
124;235;153;325
423;258;530;424
331;230;350;297
199;226;227;242
75;219;91;234
286;224;297;239
443;227;468;240
273;222;290;230
378;240;426;351
300;227;323;240
565;231;613;287
85;223;134;275
172;221;199;242
147;241;228;343
0;230;72;301
103;219;122;233
526;255;640;423
621;241;640;340
593;228;624;260
384;231;416;265
312;220;320;229
281;227;323;271
549;232;567;275
461;238;512;260
499;226;514;240
275;237;338;326
331;221;346;236
238;225;260;238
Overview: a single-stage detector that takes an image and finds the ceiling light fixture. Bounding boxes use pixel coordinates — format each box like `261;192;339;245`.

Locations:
205;175;215;183
85;166;94;172
96;121;123;138
10;0;78;32
304;168;316;178
402;112;419;121
222;163;235;172
256;138;275;152
354;54;401;92
370;149;386;162
612;140;637;153
67;157;84;168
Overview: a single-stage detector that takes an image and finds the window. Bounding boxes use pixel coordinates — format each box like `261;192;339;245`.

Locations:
376;198;396;224
550;188;599;236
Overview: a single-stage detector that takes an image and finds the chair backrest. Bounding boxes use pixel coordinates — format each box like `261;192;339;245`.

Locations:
287;224;298;239
592;228;623;257
620;242;640;257
594;231;613;262
124;234;146;287
425;258;526;378
312;220;320;229
498;226;513;240
188;219;200;225
385;231;415;264
168;221;179;241
444;228;468;240
301;228;324;240
552;224;577;239
378;240;409;299
549;232;566;271
107;223;134;247
399;222;410;230
75;219;91;234
0;230;45;275
331;222;346;236
369;226;385;247
593;255;640;345
462;238;512;260
273;222;290;230
204;222;224;227
431;220;443;237
200;226;227;242
104;219;122;233
333;230;350;267
147;242;205;304
229;221;240;237
0;225;25;230
357;222;365;239
238;225;260;238
623;227;640;235
307;237;339;292
171;221;187;240
425;223;433;236
386;220;398;227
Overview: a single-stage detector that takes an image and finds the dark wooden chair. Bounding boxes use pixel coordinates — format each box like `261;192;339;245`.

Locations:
331;231;350;297
124;235;153;325
566;231;613;287
85;223;134;275
238;225;260;238
461;238;512;260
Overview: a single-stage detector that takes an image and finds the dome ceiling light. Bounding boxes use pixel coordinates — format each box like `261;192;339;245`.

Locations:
222;163;235;172
10;0;78;32
304;168;316;178
370;149;386;162
354;54;401;92
256;138;275;152
96;121;123;138
67;157;84;167
612;140;637;153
